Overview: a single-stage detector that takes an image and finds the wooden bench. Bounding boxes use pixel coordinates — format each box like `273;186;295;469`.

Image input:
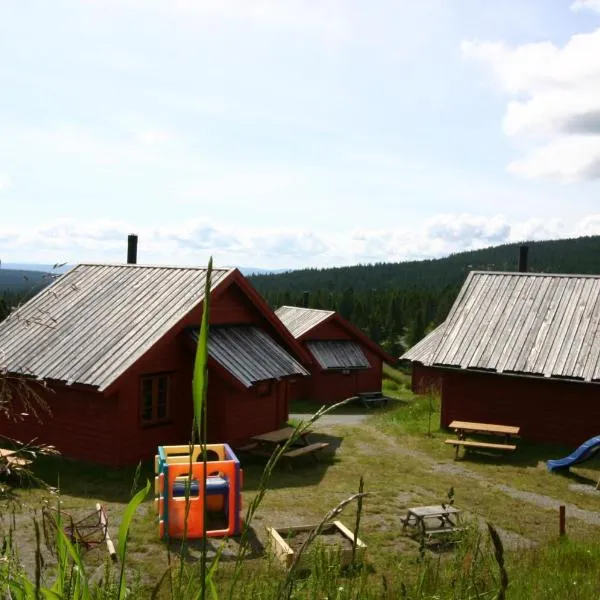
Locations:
445;439;516;460
283;442;329;459
357;392;389;408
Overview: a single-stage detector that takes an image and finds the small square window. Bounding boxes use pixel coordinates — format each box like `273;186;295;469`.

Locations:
140;374;172;426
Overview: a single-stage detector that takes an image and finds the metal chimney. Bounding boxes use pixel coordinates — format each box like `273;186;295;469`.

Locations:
518;244;528;273
127;234;138;265
302;291;310;308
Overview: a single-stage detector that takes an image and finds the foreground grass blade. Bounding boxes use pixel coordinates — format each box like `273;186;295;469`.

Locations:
192;257;212;445
117;479;151;599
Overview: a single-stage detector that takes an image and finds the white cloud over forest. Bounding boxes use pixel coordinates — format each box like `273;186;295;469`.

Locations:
0;214;596;269
462;22;600;182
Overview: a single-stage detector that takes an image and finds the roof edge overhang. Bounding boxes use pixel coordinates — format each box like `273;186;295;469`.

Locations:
426;364;599;386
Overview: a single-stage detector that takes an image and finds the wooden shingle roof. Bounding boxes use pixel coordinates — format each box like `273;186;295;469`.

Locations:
0;263;233;390
401;271;600;382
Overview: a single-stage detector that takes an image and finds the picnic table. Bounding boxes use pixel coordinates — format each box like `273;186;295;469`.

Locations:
445;420;520;459
401;505;462;543
241;427;330;468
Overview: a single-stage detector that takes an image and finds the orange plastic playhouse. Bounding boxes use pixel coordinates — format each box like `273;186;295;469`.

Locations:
155;444;242;539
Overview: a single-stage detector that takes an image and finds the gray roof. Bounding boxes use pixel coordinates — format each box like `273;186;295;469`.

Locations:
275;306;334;338
306;340;370;370
0;263;233;390
401;323;447;364
403;271;600;382
191;326;309;387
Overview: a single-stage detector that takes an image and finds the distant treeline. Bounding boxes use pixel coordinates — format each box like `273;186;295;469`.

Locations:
250;235;600;356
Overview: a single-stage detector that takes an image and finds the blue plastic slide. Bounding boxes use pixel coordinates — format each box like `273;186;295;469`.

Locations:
547;435;600;472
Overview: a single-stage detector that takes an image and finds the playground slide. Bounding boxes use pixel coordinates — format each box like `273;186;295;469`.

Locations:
547;435;600;472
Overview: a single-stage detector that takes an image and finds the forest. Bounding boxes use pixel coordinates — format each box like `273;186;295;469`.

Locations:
249;235;600;357
2;235;600;356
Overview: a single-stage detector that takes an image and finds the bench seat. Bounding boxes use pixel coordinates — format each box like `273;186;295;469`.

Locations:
283;442;329;459
444;439;516;451
425;527;465;536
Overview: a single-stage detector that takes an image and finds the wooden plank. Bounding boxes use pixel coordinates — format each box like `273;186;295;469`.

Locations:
444;440;516;451
333;520;367;549
252;427;297;443
425;527;465;535
283;442;329;459
449;421;520;435
96;503;117;562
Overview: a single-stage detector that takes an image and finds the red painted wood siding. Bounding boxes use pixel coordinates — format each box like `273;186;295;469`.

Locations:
300;318;384;404
302;319;350;341
439;369;600;446
411;363;443;395
0;383;119;464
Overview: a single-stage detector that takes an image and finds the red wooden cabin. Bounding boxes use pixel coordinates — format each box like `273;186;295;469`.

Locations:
275;306;393;404
0;264;310;466
402;271;600;446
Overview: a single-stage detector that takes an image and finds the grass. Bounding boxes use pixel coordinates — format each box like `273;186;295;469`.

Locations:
2;370;600;597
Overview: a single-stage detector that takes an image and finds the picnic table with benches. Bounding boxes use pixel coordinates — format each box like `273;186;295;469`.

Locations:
445;420;520;459
238;427;330;468
401;504;462;544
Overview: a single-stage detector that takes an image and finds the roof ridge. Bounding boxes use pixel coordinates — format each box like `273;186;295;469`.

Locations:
471;270;600;279
75;262;235;272
278;305;335;314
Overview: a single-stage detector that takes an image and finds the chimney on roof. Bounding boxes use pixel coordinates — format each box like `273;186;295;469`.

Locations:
127;234;138;265
518;244;528;273
302;291;310;308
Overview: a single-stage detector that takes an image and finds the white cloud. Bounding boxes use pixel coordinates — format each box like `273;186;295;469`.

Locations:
462;23;600;182
571;0;600;13
576;213;600;236
0;172;10;191
425;214;511;245
2;213;596;269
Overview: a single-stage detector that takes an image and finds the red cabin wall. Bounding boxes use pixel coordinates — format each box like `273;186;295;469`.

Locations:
209;375;289;444
0;383;119;464
411;363;444;395
439;369;600;446
300;318;384;404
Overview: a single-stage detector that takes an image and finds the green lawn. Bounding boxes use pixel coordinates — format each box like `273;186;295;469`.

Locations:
2;374;600;598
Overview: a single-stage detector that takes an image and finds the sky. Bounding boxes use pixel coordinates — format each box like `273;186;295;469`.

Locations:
2;0;600;269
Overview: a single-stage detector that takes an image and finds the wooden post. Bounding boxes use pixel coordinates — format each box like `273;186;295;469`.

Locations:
559;505;566;537
96;503;117;561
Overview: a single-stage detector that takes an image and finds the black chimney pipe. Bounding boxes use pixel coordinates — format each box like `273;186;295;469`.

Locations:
302;291;310;308
127;234;138;265
518;244;528;273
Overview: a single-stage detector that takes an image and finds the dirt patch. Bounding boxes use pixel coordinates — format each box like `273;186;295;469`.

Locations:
569;484;600;496
496;485;600;527
282;525;354;553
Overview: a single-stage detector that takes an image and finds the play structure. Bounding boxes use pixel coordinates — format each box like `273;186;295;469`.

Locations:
155;444;242;539
547;435;600;472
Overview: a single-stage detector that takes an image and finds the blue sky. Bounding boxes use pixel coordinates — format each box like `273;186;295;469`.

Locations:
2;0;600;269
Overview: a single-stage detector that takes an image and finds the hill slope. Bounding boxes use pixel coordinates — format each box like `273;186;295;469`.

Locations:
249;236;600;294
0;269;53;292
